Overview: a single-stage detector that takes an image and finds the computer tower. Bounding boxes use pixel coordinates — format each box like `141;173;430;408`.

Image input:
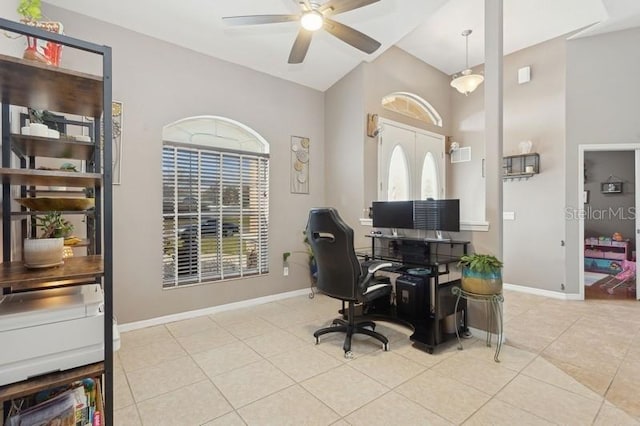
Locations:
395;275;429;319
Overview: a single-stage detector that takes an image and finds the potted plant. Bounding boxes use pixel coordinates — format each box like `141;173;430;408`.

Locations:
458;253;503;295
17;0;64;66
23;211;73;268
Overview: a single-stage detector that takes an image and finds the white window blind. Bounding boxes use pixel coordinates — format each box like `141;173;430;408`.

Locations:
162;145;269;288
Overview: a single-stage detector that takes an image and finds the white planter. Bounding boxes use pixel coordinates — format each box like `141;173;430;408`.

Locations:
23;238;64;268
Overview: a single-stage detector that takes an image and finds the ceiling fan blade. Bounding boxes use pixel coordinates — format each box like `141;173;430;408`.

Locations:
319;0;380;15
323;18;381;54
288;29;313;64
222;15;299;26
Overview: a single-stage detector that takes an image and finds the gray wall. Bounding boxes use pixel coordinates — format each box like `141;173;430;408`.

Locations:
37;5;326;323
566;27;640;295
451;36;567;291
584;151;635;250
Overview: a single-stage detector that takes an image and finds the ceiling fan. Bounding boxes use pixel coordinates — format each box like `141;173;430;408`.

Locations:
223;0;382;64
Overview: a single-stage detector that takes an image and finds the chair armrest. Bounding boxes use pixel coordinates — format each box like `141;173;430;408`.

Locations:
367;261;393;274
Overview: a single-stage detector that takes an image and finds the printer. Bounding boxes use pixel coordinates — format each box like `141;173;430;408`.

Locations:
0;284;120;386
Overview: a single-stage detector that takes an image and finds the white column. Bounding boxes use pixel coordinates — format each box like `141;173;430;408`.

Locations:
483;0;503;259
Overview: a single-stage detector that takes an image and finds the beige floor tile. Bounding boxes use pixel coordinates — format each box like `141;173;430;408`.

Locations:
113;404;142;426
192;341;262;379
301;364;389;416
460;342;537;372
120;325;174;349
430;353;518;395
244;329;310;358
606;375;640;418
114;369;135;410
209;307;259;326
126;356;206;402
165;315;218;338
137;380;232;426
395;369;491;424
211;359;294;408
202;411;247;426
521;357;602;401
345;391;452;426
315;332;387;361
222;317;279;340
262;307;326;327
495;375;601;425
285;318;334;341
463;398;554;425
349;350;427;388
542;356;613;396
176;325;238;354
594;401;640;426
542;338;621;378
114;351;123;372
329;421;350;426
252;300;298;317
238;384;339;426
504;327;554;353
118;338;187;372
268;344;342;382
393;338;467;368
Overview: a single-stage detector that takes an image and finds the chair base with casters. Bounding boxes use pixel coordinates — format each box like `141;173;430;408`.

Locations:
314;299;390;359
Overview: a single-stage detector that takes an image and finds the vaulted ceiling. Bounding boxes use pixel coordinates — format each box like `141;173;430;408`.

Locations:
45;0;638;91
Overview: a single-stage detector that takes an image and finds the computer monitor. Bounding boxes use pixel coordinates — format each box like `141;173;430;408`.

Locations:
372;201;415;229
417;199;460;233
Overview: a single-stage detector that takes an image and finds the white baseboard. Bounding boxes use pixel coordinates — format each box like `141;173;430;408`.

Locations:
503;283;582;301
118;288;311;333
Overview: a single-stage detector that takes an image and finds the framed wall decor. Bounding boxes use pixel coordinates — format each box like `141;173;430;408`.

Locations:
291;136;310;194
600;181;622;194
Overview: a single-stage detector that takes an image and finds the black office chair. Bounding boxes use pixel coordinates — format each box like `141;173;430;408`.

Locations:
306;208;393;358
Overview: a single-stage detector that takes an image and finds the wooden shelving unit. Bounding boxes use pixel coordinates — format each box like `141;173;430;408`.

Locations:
11;134;95;160
0;362;104;402
0;17;113;425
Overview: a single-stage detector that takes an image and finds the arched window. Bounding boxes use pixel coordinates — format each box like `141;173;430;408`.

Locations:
162;116;269;288
381;92;443;127
421;152;439;200
387;145;410;201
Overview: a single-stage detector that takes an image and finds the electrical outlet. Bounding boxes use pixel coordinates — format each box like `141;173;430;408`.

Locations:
284;266;289;276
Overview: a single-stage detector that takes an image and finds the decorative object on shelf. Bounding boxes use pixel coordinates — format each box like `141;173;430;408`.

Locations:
502;153;540;180
458;253;503;295
23;211;73;268
450;29;484;95
17;1;64;67
613;232;624;242
518;140;533;154
290;135;309;194
601;176;623;194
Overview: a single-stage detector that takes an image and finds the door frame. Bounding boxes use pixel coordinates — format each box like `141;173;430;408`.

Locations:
377;118;446;201
578;143;640;301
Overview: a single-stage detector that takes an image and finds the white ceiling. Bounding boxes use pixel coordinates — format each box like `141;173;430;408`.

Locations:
45;0;640;91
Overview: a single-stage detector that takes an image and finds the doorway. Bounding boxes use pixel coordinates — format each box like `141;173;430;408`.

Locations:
579;145;639;300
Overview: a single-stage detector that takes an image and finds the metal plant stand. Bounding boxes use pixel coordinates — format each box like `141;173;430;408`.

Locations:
452;287;504;362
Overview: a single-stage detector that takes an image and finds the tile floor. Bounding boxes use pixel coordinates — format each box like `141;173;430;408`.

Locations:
113;290;640;425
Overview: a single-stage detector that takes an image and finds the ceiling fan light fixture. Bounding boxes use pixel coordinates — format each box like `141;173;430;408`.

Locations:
301;10;324;31
451;29;483;95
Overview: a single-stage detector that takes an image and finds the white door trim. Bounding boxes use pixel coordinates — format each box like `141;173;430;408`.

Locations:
578;143;640;301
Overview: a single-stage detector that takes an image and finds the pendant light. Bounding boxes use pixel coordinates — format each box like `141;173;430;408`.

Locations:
450;29;484;96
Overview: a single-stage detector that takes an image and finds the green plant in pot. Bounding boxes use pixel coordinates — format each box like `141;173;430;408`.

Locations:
23;212;73;268
458;253;503;295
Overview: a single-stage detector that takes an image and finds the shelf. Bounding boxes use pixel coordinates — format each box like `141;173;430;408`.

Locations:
0;168;101;187
0;362;103;401
0;255;103;290
0;53;103;117
11;210;95;217
11;134;95;160
503;172;536;181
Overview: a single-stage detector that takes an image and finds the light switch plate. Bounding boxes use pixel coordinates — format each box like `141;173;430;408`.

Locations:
518;66;531;84
503;211;515;220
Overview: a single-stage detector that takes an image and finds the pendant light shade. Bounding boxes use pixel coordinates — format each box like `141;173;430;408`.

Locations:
450;29;483;95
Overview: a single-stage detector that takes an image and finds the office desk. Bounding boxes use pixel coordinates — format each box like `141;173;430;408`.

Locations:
361;234;470;353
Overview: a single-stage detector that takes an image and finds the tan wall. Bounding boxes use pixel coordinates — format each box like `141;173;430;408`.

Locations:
566;27;640;295
38;5;326;323
451;35;567;291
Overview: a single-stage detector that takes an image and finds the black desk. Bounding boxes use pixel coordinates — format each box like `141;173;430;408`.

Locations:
362;234;470;353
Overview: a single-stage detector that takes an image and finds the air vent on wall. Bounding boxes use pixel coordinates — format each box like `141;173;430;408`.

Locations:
451;146;471;163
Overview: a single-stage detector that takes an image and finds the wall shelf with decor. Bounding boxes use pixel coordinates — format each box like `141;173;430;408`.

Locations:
502;153;540;180
0;17;114;425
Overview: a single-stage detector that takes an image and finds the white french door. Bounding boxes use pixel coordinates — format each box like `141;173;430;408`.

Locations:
377;120;445;202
